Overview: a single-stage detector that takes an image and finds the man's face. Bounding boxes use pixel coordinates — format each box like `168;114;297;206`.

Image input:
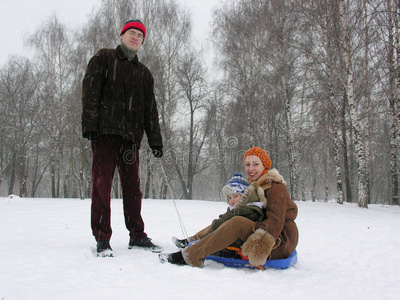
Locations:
121;28;144;51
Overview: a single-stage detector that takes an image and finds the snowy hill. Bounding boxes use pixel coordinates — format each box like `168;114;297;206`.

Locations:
1;196;400;299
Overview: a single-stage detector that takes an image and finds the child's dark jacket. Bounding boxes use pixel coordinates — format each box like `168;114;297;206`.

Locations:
210;180;268;232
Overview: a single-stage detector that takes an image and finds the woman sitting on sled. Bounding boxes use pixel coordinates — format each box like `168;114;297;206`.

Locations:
160;147;299;268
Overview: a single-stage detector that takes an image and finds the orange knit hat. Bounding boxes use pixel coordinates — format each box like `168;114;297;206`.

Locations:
244;147;271;174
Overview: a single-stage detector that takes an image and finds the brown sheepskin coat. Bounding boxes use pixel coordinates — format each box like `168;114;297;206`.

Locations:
248;168;299;259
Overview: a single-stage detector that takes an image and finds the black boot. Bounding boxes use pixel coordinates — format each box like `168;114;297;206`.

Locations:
159;251;187;265
129;236;163;253
97;240;113;257
172;237;189;249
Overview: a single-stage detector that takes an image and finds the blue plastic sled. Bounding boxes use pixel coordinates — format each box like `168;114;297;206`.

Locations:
206;249;297;270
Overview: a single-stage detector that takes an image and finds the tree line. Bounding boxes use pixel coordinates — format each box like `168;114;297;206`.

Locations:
1;0;399;207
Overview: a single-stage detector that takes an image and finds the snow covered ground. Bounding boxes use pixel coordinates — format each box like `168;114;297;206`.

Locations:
1;195;400;300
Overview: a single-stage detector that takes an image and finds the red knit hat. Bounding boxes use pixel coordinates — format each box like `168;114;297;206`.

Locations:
244;147;271;174
120;19;146;38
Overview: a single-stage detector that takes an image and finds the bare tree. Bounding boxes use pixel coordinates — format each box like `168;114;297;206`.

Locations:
387;0;400;204
338;0;368;207
140;0;192;199
0;56;44;197
213;0;303;200
295;0;346;203
2;0;400;205
170;50;212;199
26;15;76;198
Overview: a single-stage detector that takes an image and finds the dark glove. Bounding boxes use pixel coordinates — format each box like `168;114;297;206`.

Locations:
83;131;99;141
151;146;163;158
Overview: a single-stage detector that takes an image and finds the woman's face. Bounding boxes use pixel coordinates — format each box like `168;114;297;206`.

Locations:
244;155;266;181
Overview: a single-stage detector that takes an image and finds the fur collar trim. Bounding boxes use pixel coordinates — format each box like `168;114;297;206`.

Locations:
233;169;286;210
234;181;267;209
255;168;286;191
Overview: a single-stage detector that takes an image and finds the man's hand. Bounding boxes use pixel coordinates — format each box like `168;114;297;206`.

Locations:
151;146;163;158
83;131;99;141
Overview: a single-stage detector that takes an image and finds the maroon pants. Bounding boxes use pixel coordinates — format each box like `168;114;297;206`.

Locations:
91;135;147;242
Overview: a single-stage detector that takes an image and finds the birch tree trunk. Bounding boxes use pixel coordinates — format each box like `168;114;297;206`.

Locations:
341;94;352;203
325;17;344;204
284;83;300;201
333;122;344;204
394;0;400;127
328;76;344;204
388;0;399;204
394;0;400;205
339;0;368;208
363;0;372;204
325;147;329;202
275;1;299;201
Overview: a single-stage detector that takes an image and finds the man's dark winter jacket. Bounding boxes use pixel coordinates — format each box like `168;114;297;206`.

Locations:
81;45;163;148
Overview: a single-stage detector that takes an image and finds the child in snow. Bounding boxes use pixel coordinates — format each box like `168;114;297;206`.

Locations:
172;172;267;249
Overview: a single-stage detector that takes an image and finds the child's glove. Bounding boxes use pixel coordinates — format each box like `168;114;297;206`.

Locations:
241;229;278;266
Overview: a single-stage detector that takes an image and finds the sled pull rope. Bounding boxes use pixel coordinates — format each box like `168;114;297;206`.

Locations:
159;161;188;239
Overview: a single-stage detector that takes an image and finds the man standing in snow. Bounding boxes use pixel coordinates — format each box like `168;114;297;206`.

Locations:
81;19;163;257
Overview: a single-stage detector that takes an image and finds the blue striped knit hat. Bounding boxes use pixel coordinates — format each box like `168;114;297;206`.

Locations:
222;173;249;200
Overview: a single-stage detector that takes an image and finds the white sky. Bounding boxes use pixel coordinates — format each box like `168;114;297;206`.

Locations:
0;0;217;65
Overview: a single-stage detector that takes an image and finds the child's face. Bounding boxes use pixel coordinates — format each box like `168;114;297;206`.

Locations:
227;193;242;206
